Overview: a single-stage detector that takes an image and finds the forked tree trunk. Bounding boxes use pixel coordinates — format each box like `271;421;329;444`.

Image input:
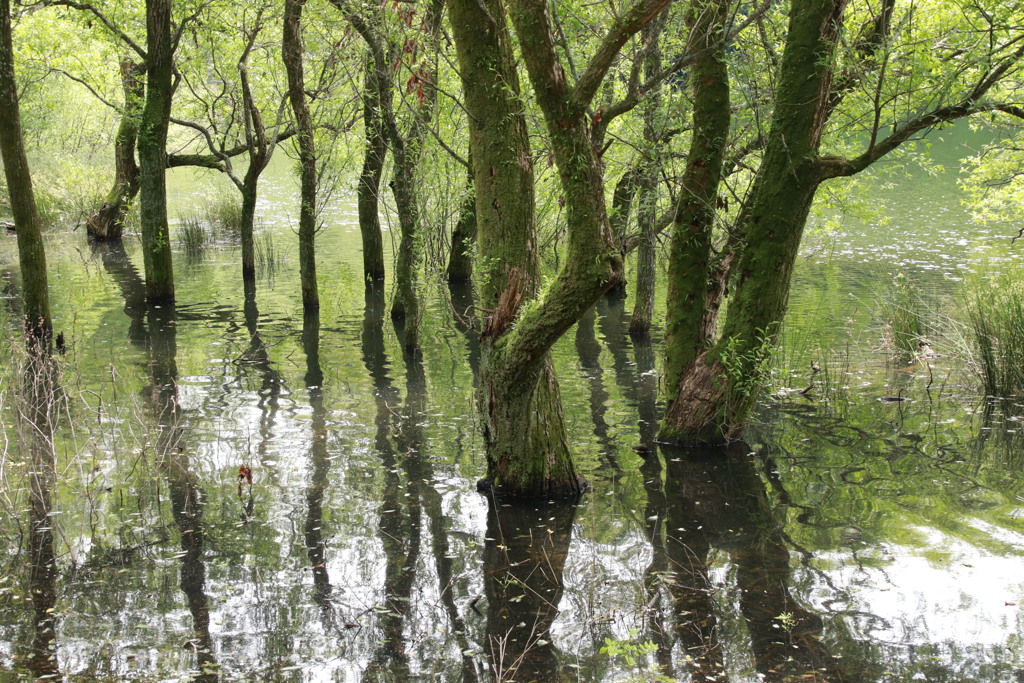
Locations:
449;0;666;497
283;0;319;310
0;0;50;347
88;59;144;242
138;0;175;304
447;0;584;498
661;0;845;443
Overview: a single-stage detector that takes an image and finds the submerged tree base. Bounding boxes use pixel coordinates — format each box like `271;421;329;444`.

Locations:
475;473;587;501
480;355;589;499
659;352;734;447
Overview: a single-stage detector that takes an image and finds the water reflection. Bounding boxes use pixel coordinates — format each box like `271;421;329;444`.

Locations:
653;444;846;682
483;500;575;682
91;240;147;346
18;355;64;681
301;308;335;626
360;283;481;680
146;304;219;682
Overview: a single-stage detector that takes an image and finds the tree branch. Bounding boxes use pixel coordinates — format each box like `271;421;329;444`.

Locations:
570;0;674;114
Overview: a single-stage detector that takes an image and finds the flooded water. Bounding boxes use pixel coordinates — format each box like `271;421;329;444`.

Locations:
1;145;1023;682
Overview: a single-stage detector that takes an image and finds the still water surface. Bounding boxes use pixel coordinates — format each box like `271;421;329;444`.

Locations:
1;152;1023;682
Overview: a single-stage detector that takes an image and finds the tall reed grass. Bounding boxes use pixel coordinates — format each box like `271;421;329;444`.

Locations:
880;271;926;357
204;196;242;234
177;214;209;262
962;266;1024;397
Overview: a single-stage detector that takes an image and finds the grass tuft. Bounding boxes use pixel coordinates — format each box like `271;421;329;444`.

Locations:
177;215;210;262
880;271;926;358
962;265;1024;397
204;196;242;234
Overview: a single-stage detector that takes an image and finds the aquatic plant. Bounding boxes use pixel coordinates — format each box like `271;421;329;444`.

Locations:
203;195;242;234
962;266;1024;397
880;271;926;357
255;228;281;280
177;214;209;262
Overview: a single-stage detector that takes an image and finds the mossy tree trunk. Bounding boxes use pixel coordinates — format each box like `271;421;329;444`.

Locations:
447;0;577;498
629;14;667;338
445;167;476;283
357;50;387;285
340;0;443;350
660;0;843;444
138;0;175;304
388;140;422;348
88;59;145;242
283;0;319;310
448;0;669;498
0;0;50;348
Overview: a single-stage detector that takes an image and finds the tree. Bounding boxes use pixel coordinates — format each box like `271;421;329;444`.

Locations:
661;0;1024;444
0;0;51;347
87;59;145;242
337;0;445;349
283;0;318;310
447;0;670;497
137;0;175;304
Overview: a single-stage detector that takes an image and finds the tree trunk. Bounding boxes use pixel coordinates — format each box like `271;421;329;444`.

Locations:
88;59;144;242
239;181;257;284
449;0;667;497
447;0;585;498
657;0;733;443
661;0;846;443
0;0;50;347
445;168;476;283
388;142;421;349
283;0;319;310
238;45;276;286
629;17;667;338
138;0;175;304
387;0;443;349
357;51;387;284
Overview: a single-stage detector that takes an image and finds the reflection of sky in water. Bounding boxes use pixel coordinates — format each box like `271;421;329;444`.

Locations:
816;532;1023;650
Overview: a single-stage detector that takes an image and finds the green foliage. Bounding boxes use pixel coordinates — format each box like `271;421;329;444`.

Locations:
959;130;1024;225
719;328;780;400
961;263;1024;398
599;629;657;668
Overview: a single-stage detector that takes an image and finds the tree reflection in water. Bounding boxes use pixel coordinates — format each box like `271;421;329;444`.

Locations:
483;499;575;682
147;304;219;682
18;353;64;681
652;444;847;682
301;308;336;628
